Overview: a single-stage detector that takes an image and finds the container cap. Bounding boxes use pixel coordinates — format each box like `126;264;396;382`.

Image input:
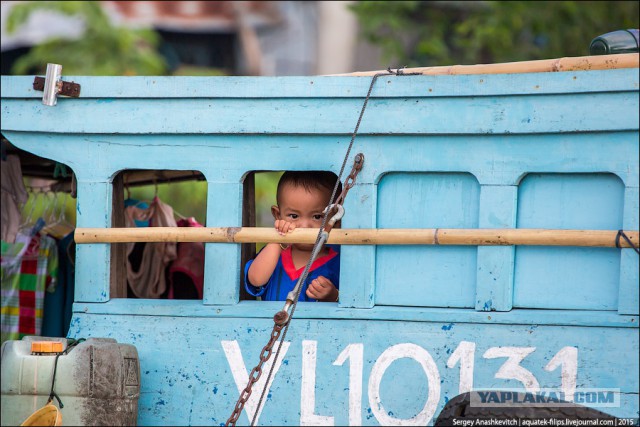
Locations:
30;341;64;355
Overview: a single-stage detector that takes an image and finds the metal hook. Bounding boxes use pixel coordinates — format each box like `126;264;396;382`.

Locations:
323;203;345;229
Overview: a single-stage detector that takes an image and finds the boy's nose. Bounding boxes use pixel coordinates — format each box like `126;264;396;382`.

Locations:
299;218;312;228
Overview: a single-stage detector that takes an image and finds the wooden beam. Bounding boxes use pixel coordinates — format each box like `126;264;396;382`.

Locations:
75;227;639;248
334;53;639;76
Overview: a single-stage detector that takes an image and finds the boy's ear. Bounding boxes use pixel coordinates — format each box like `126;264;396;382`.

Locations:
271;205;281;220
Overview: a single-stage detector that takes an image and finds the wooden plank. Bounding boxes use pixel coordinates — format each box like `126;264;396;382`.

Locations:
3;91;637;135
475;185;517;312
2;56;637;99
74;226;640;247
339;53;639;76
74;299;638;327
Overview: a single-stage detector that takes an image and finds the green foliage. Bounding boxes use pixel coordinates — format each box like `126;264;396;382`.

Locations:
349;1;640;67
128;181;209;225
6;1;167;75
255;172;283;227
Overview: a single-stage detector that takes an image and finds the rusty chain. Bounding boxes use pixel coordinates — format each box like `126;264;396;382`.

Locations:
225;313;287;426
334;153;364;208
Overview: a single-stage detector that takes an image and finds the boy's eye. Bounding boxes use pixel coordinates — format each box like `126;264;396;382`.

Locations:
313;214;323;220
288;213;299;219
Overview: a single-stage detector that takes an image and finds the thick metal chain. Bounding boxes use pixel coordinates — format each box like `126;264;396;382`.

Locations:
225;315;286;426
333;152;364;208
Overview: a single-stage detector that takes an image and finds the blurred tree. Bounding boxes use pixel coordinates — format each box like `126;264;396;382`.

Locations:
349;1;640;67
6;1;167;75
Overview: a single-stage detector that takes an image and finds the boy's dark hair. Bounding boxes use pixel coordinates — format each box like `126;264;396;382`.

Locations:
276;171;342;205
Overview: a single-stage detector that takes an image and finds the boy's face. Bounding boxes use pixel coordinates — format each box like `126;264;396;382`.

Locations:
272;183;337;250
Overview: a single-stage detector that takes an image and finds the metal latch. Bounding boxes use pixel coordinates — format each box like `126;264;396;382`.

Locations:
32;63;81;106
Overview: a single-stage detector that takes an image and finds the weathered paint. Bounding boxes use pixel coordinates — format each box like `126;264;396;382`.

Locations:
1;66;638;425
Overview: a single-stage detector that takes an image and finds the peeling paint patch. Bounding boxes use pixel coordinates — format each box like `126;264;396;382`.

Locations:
442;323;454;331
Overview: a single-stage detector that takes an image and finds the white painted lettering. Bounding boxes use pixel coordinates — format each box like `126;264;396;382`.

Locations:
301;340;334;426
368;343;440;426
221;340;291;425
544;346;578;402
483;347;539;392
333;343;363;426
446;341;476;394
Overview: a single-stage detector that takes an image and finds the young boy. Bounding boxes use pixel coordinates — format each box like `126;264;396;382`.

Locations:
244;171;342;302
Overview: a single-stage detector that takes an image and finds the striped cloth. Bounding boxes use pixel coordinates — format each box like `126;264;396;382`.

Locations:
1;231;58;344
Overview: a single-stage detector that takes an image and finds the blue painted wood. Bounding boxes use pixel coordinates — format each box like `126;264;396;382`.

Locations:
514;174;624;310
340;183;377;308
2;93;638;135
1;70;637;98
1;67;638;425
74;299;637;328
68;311;638;425
74;181;113;303
203;183;243;305
376;173;480;308
476;185;518;311
619;186;640;315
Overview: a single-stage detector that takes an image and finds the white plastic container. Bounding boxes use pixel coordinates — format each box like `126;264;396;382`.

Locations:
1;336;139;426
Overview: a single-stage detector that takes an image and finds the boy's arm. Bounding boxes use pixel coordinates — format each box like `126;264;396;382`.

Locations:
247;243;282;287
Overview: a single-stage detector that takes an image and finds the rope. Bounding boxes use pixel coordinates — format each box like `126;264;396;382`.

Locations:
48;338;86;408
616;229;639;254
249;67;419;426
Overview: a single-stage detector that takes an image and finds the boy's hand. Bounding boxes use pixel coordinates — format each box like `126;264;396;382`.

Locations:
306;276;338;302
274;219;296;236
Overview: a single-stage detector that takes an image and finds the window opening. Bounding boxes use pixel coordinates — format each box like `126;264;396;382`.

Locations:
111;169;207;300
1;139;77;344
242;170;342;303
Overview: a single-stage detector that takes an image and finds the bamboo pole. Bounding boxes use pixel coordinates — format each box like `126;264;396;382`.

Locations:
74;227;639;248
331;53;639;76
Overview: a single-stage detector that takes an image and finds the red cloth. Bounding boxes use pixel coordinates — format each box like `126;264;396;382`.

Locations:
168;218;205;299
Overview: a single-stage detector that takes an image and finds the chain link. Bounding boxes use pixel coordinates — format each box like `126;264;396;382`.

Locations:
226;321;285;426
334;153;364;207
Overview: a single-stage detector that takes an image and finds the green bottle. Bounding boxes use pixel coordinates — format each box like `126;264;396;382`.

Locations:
590;29;639;55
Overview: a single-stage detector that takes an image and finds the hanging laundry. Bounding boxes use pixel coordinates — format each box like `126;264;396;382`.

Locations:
1;231;58;344
1;155;29;243
125;196;177;299
42;231;75;338
167;217;205;299
124;198;150;227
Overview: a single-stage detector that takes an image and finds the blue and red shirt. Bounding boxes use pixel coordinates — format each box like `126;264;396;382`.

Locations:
244;245;340;302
